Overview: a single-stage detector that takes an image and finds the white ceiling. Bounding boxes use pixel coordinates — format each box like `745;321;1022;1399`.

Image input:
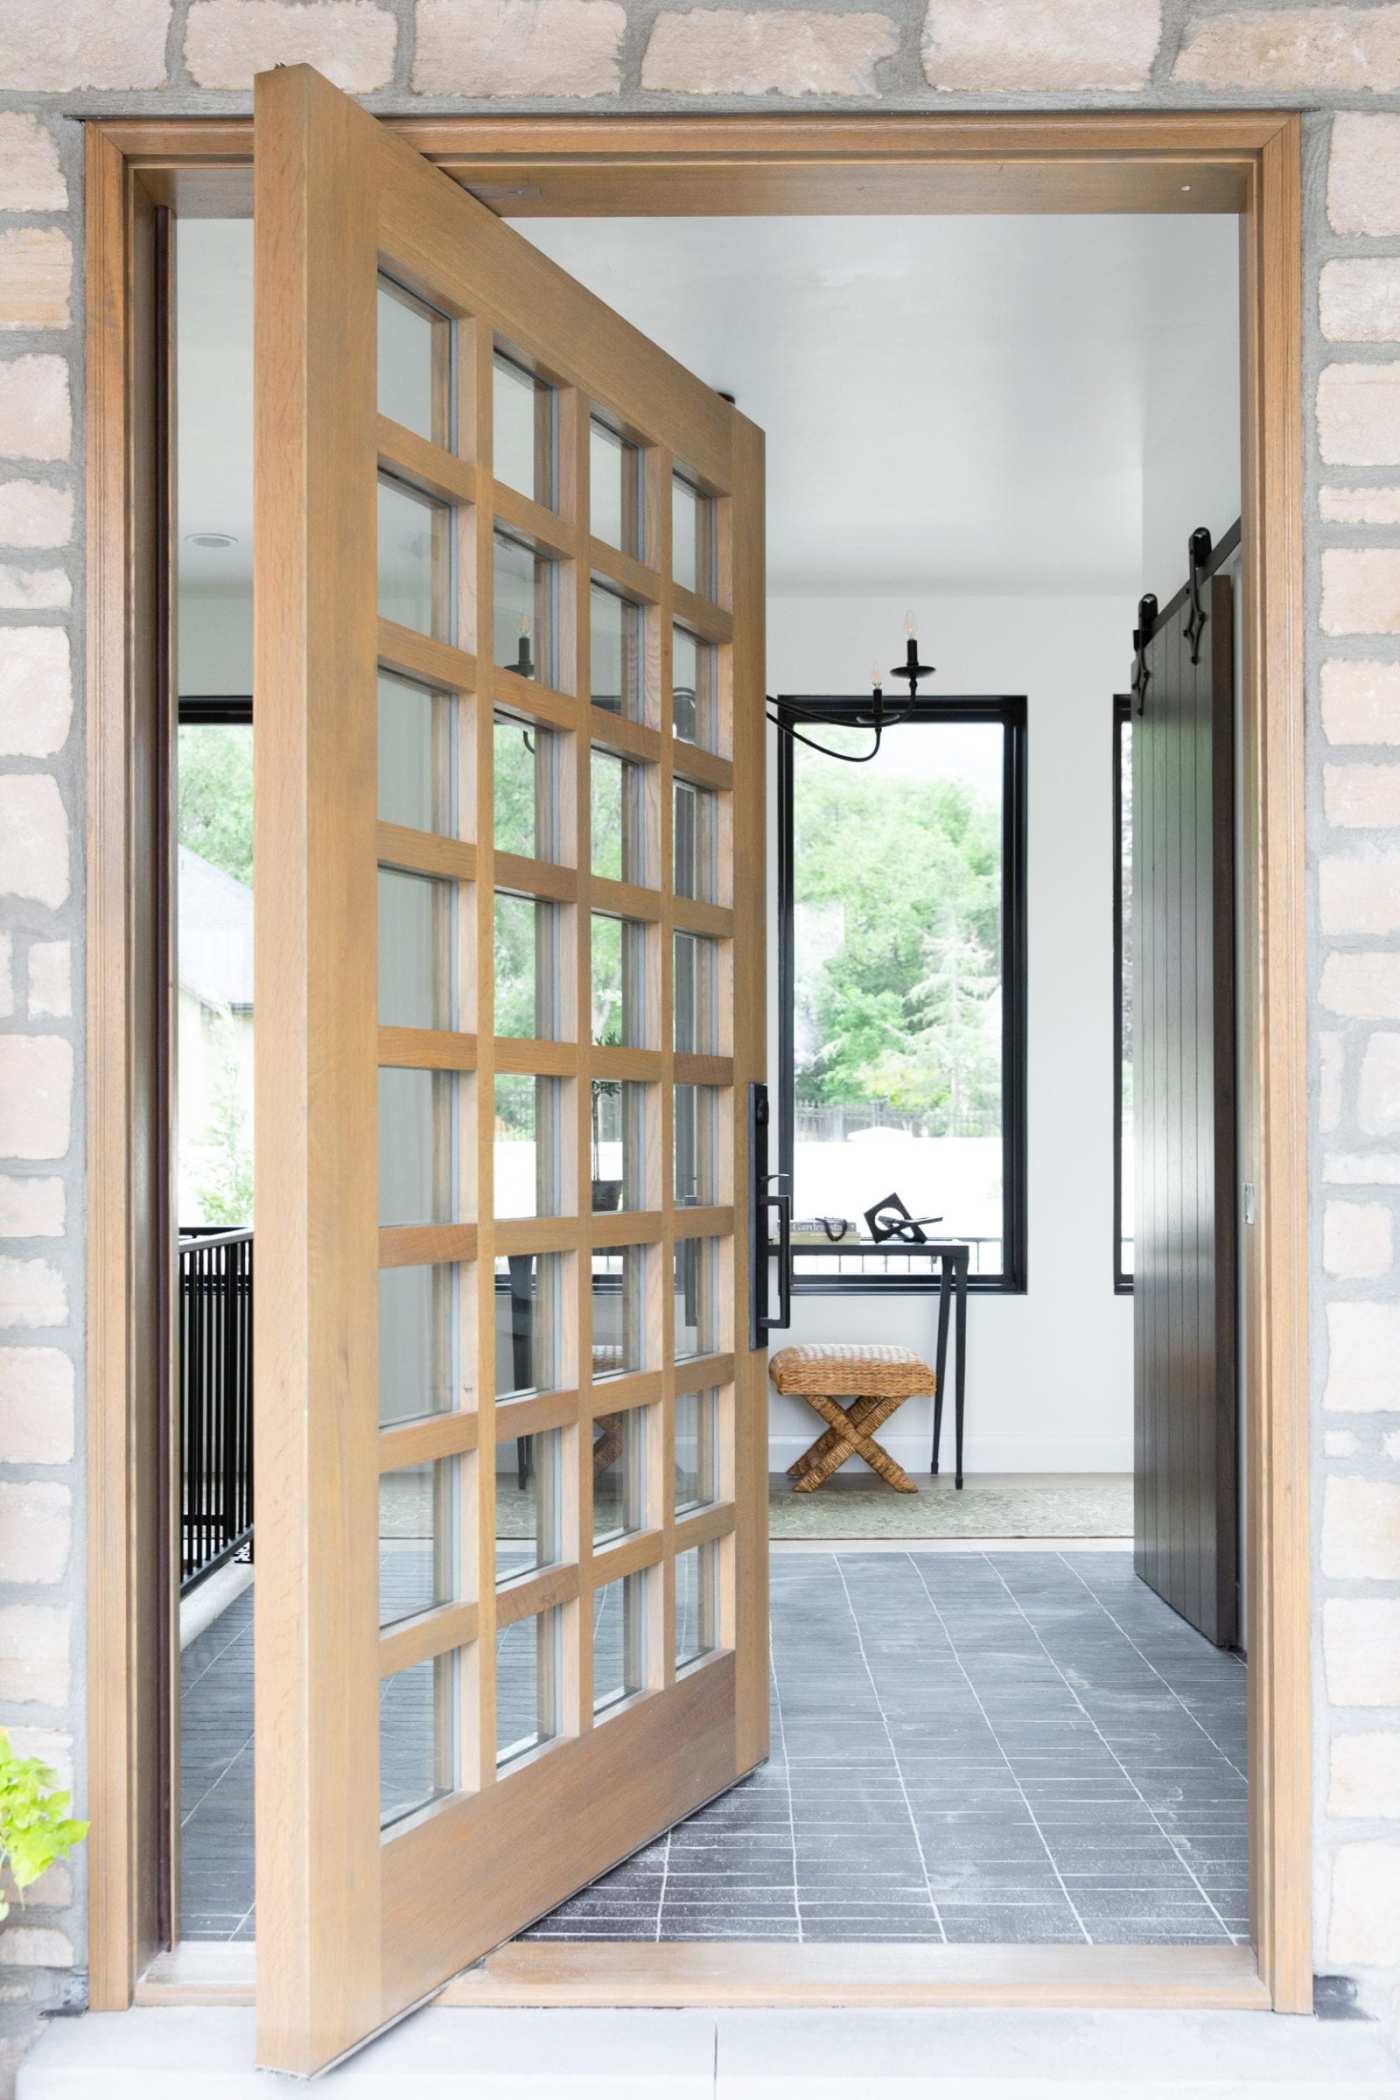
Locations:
176;212;1238;602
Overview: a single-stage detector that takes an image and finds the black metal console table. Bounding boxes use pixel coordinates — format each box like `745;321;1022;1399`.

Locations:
925;1242;971;1489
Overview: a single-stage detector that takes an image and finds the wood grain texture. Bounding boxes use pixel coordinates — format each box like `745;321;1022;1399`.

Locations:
84;131;167;2012
1132;567;1238;1650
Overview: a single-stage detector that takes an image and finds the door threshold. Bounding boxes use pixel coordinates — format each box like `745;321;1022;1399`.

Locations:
139;1938;1269;2012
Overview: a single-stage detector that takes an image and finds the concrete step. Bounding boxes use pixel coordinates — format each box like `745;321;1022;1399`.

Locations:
18;2005;1400;2097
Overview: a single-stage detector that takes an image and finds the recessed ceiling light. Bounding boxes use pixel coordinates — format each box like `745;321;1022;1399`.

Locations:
185;531;238;549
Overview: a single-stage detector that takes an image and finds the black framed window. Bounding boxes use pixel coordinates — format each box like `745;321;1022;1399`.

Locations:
777;695;1027;1294
1113;693;1133;1292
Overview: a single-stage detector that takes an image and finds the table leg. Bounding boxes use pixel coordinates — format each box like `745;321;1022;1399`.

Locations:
932;1264;951;1475
954;1253;968;1489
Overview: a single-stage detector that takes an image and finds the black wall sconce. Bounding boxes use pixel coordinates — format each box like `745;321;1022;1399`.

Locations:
767;614;937;762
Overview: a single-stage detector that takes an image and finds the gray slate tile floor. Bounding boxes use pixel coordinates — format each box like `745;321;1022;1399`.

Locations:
180;1551;1248;1948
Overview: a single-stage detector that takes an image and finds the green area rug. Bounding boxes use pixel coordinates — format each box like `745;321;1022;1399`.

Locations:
769;1472;1132;1539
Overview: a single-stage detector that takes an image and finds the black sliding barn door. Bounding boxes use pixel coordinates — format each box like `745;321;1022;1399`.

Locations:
1131;531;1239;1649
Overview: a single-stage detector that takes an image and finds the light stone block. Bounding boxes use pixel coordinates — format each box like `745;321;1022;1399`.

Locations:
0;1348;74;1462
0;358;70;465
0;231;70;335
1324;1200;1394;1279
0;118;65;214
1329;1839;1400;1966
1326;1150;1400;1184
1322;550;1400;636
1326;1302;1400;1411
0;1178;63;1238
1176;7;1400;90
1318;363;1400;467
1389;1428;1400;1458
0;933;10;1019
0;776;69;909
1325;1429;1360;1457
0;1927;71;1970
1323;659;1400;743
1331;1732;1400;1819
1331;113;1400;235
0;1483;69;1585
1321;258;1400;343
644;8;898;96
26;942;70;1021
0;1604;69;1708
0;1860;70;1911
0;1038;72;1163
0;568;70;613
1326;763;1400;827
0;1258;67;1331
0;484;71;552
414;0;626;96
1360;1031;1400;1136
922;0;1160;91
1322;950;1400;1018
1323;1476;1400;1578
1326;1597;1400;1705
1321;485;1400;526
7;1729;71;1792
1320;855;1400;932
185;0;398;91
1320;1030;1345;1134
3;0;172;89
0;629;71;759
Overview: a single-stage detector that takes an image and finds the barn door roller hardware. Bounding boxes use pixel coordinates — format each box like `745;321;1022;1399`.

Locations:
1185;524;1213;665
1132;593;1157;716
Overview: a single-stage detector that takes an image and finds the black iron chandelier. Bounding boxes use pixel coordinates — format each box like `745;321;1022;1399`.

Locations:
766;615;936;762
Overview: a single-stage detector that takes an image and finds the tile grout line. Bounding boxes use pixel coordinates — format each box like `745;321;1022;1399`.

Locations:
832;1554;945;1945
1055;1553;1249;1783
908;1552;1091;1946
985;1557;1234;1940
769;1607;802;1945
179;1726;254;1833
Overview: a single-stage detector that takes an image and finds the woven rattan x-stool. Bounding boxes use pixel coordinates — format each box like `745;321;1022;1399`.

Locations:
771;1342;936;1495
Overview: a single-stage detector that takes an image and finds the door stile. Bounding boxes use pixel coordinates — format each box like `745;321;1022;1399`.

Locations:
252;65;383;2075
728;418;769;1773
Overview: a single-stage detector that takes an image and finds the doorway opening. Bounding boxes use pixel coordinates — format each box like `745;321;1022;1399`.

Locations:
167;199;1247;1960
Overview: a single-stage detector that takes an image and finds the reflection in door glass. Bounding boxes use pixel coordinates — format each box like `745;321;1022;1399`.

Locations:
593;1571;647;1715
495;1250;563;1399
378;278;449;445
494;1073;563;1219
379;1651;456;1829
379;869;454;1031
591;1245;649;1381
672;472;714;598
675;1389;718;1512
496;1608;561;1769
675;1543;718;1669
591;1079;647;1212
495;1423;561;1584
494;532;556;687
494;713;561;863
378;1068;455;1226
593;1406;646;1545
494;892;561;1041
591;746;649;885
378;673;454;835
591;584;645;720
672;625;718;750
493;353;556;510
379;1459;455;1629
378;476;450;639
674;931;718;1054
592;914;649;1047
674;1237;720;1360
590;418;643;556
378;1264;459;1426
674;1083;720;1206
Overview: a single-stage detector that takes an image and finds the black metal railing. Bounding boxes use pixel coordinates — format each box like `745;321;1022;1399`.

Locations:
179;1226;254;1594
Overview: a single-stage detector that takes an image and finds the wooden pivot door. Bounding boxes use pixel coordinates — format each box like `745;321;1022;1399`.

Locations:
252;64;767;2075
1132;549;1238;1649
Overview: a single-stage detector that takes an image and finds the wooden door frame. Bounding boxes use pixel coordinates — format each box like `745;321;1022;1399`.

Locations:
85;108;1307;2018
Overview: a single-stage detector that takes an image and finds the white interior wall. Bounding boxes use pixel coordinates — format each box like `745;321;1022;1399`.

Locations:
765;591;1133;1476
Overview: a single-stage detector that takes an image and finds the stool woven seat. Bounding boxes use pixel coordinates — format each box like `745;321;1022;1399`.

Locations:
770;1343;936;1401
771;1344;935;1494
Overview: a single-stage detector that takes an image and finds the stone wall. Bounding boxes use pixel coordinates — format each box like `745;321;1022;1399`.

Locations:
2;0;1400;2079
